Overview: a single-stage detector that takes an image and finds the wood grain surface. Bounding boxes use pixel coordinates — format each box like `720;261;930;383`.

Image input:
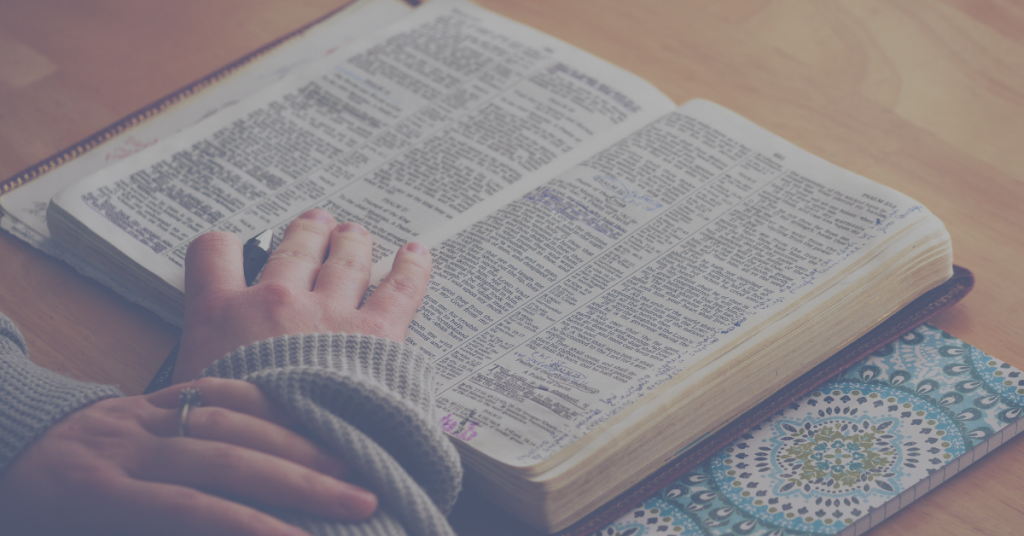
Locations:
0;1;1021;534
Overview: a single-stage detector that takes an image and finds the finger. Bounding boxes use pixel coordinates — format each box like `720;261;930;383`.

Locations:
146;379;343;474
172;405;347;479
312;222;373;306
115;478;312;536
138;438;377;521
147;380;346;478
360;242;432;341
185;232;246;305
258;209;336;290
147;378;284;425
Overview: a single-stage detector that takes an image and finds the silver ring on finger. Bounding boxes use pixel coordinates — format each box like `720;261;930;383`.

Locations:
178;387;203;437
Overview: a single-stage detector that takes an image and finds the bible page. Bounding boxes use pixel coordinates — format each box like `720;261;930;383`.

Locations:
420;99;946;467
3;0;414;244
48;0;674;304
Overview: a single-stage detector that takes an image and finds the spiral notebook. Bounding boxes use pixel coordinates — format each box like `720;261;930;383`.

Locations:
592;320;1021;536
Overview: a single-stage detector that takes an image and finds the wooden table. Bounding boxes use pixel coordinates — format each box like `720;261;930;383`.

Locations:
1;1;1021;534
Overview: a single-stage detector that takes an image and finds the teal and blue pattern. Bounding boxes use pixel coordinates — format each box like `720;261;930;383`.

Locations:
595;323;1022;536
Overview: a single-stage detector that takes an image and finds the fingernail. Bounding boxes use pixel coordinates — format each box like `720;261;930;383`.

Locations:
336;222;368;235
302;209;335;224
405;242;428;254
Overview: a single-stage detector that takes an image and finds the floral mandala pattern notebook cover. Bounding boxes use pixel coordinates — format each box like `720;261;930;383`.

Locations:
596;323;1023;536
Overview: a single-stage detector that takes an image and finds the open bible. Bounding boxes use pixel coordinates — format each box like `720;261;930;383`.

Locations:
39;0;953;531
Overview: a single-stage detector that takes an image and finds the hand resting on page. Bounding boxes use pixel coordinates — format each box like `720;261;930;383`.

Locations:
0;209;434;536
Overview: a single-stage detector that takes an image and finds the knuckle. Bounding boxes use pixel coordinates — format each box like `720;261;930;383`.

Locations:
358;316;394;339
287;215;333;235
191;406;232;434
186;231;238;256
382;272;423;299
254;281;300;308
324;255;370;275
266;248;322;268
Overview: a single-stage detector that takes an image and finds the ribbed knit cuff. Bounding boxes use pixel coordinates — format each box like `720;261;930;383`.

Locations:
202;333;462;514
205;333;437;415
0;315;122;475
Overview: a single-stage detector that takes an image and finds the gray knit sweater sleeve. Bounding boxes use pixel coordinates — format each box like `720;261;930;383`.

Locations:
0;312;462;536
200;333;462;536
0;313;123;473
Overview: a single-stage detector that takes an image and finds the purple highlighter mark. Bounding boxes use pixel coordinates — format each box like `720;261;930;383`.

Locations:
441;413;479;442
526;187;623;239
